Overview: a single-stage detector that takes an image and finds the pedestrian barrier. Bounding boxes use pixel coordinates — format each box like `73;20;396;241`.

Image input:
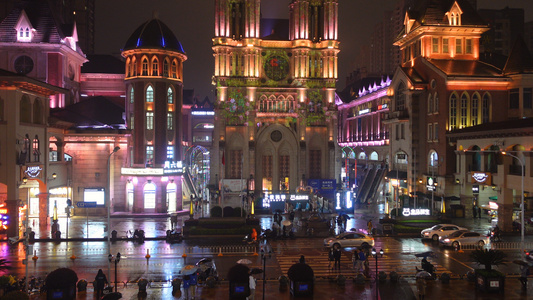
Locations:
489;241;533;250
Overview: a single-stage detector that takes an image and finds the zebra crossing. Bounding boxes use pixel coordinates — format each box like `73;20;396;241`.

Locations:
276;250;451;278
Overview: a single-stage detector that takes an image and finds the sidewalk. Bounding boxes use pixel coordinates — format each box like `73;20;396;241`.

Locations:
38;276;532;300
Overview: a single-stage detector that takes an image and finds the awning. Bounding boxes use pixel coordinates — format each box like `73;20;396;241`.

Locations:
489;196;498;200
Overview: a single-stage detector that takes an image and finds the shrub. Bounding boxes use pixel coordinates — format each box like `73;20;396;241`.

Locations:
210;206;222;217
470;249;507;272
440;272;451;284
223;206;234;217
1;290;29;300
45;268;78;290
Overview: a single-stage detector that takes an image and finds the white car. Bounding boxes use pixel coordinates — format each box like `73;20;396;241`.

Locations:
421;224;467;241
439;230;490;248
323;231;374;249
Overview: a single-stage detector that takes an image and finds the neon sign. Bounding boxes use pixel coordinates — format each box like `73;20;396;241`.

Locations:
472;172;489;183
402;208;430;216
163;161;183;174
24;166;43;178
359;108;370;115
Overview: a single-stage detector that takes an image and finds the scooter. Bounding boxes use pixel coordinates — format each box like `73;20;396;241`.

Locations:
242;234;258;245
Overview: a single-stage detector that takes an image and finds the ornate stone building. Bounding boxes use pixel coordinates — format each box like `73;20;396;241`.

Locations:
211;0;341;208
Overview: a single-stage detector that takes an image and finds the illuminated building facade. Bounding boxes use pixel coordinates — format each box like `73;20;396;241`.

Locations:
212;0;341;208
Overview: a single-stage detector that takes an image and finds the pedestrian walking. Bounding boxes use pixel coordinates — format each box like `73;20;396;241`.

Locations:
182;275;191;300
352;249;359;270
519;264;530;290
357;248;366;273
416;277;427;300
367;220;373;235
477;206;482;219
328;248;334;270
94;269;108;299
247;273;256;300
189;271;197;299
299;255;306;264
333;247;342;270
473;205;478;218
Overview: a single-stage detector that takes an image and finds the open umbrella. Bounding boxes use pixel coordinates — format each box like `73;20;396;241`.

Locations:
250;268;263;275
237;258;252;265
180;265;198;275
415;251;437;259
282;220;292;226
415;271;432;278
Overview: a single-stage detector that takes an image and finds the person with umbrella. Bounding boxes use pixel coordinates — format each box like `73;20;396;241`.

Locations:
415;270;431;300
94;269;108;299
515;260;531;290
248;270;257;300
182;275;191;300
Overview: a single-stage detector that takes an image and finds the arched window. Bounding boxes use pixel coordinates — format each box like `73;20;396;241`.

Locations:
167;87;174;104
33;98;42;124
396;82;406;111
142;58;148;76
167;113;173;130
163;59;170;77
482;93;490;123
429;150;438;167
171;60;177;78
32;135;40;162
146;85;154;102
370;151;379;161
143;182;156;209
129;86;134;104
146;112;154;130
20;95;31;123
151;57;159;76
471;93;480;126
132;57;137;76
167;182;177;212
460;93;468;129
126;58;130;77
127;182;134;212
434;93;439;113
427;94;433;114
449;93;457;130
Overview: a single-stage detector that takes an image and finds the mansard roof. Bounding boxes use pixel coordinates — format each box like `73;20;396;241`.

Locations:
0;0;81;54
123;18;185;54
409;0;485;27
50;96;125;130
503;37;533;75
427;59;502;78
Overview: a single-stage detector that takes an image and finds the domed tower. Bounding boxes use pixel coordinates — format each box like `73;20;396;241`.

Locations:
121;17;187;213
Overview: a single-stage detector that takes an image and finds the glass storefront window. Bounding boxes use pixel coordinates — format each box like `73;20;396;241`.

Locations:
167;182;177;212
144;182;156;209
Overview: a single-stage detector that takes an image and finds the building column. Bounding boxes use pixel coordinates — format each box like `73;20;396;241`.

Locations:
497;187;514;232
38;192;49;229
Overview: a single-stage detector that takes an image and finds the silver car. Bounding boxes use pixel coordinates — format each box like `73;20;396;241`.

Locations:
323;231;374;249
421;224;467;241
439;230;490;248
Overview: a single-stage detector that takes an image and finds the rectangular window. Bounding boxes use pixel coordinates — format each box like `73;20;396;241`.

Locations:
130;114;134;129
401;124;405;139
428;124;433;141
146;112;154;130
456;39;462;54
465;39;472;54
432;38;439;53
166;146;174;160
433;123;439;141
510;88;519;109
309;150;321;179
146;146;154;166
395;124;399;141
524;88;532;109
442;38;449;53
167;113;173;130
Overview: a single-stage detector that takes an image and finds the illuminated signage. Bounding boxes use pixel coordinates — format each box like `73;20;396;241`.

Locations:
426;177;436;191
471;172;491;185
402;208;430;217
24;166;43;178
121;168;165;175
0;208;7;214
359;108;370;115
163;161;183;174
191;111;215;116
472;185;479;194
262;194;309;208
489;201;498;210
378;104;388;110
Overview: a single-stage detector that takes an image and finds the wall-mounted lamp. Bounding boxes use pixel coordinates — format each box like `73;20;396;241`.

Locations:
418;179;423;184
455;178;460;184
22;177;28;184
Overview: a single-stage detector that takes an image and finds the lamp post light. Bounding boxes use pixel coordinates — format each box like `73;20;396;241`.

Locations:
108;252;121;293
106;146;120;281
260;248;272;300
501;151;525;257
371;248;384;300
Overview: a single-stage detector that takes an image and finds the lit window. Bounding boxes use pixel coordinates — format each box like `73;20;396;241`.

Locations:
465;39;472;54
432;38;439;53
32;135;40;162
171;61;177;78
167;113;173;130
167;146;174;160
460;93;468;128
482;93;490;123
428;94;433;114
152;58;158;76
163;59;169;77
471;93;479;126
434;93;439;112
429;151;438;167
433;123;439;141
129;86;134;104
442;39;449;53
449;93;457;130
142;58;148;75
456;39;462;54
146;85;153;102
146;146;154;166
146;112;154;130
130;114;134;129
167;87;173;103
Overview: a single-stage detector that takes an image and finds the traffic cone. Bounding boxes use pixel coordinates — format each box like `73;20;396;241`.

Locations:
70;250;77;260
218;247;223;257
32;250;38;261
145;249;151;259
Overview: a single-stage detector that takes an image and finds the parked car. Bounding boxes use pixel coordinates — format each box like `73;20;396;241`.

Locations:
323;231;374;249
421;224;467;241
439;230;490;248
526;250;533;261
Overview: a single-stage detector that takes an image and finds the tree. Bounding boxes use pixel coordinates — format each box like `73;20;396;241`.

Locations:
470;249;507;271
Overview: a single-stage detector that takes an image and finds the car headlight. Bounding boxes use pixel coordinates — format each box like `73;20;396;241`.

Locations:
423;232;429;236
443;239;450;243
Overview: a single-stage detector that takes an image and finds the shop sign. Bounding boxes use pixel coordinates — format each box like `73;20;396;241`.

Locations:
23;165;43;179
121;168;164;175
402;208;430;216
378;104;388;110
471;172;491;185
163;161;183;174
426;177;436;191
472;185;479;194
359;108;371;115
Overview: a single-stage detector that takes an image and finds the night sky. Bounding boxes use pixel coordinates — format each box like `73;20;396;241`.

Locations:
95;0;533;101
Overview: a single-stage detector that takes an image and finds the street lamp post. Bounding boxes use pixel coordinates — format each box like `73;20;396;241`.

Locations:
371;248;384;300
106;146;120;281
501;151;525;257
108;252;121;293
260;247;272;300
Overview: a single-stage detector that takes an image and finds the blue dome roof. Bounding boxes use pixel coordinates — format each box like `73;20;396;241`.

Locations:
123;18;185;53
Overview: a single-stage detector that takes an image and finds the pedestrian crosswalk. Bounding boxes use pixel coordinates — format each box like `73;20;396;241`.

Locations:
276;250;451;279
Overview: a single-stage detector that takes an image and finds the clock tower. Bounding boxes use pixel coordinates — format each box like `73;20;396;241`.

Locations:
212;0;341;208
